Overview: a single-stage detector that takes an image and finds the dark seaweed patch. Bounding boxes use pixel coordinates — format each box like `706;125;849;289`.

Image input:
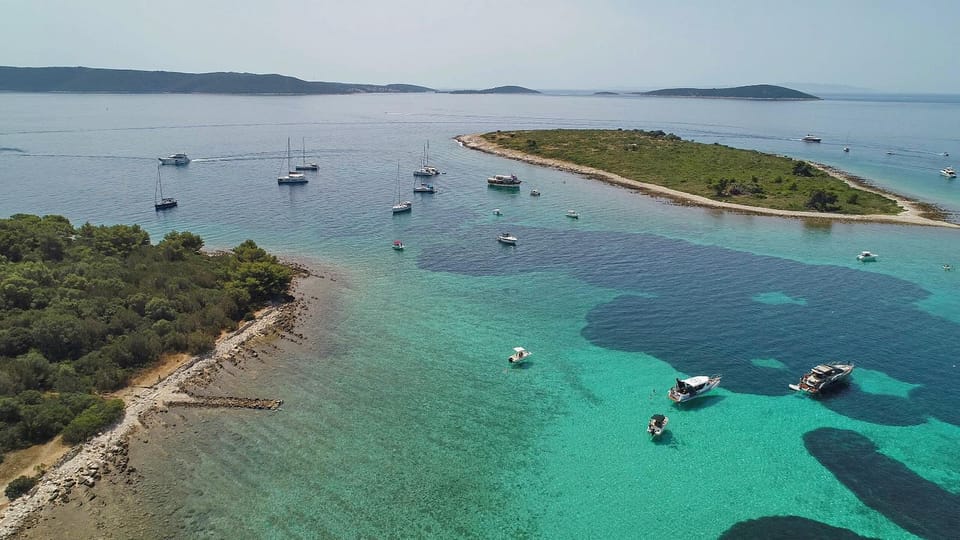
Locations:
803;428;960;540
719;515;875;539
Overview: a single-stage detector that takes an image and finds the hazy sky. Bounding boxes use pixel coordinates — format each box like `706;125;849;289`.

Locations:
2;0;957;92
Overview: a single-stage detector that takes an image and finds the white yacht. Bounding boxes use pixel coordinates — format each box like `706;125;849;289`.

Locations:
667;375;721;403
487;174;522;188
789;363;854;394
941;167;956;178
565;210;580;219
857;251;878;262
159;153;190;166
278;138;308;184
497;232;517;245
801;135;822;143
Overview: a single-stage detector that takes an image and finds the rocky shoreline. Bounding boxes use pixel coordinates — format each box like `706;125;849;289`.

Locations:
0;265;316;539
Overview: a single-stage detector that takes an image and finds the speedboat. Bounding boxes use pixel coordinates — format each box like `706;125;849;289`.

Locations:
801;135;822;143
943;264;953;271
497;232;517;245
565;210;580;219
857;251;877;262
487;174;522;188
530;189;541;196
413;182;436;193
508;346;531;364
159;153;190;165
392;240;404;251
843;147;850;153
392;200;412;213
493;208;502;216
789;363;854;394
941;167;956;178
647;414;668;437
668;375;721;403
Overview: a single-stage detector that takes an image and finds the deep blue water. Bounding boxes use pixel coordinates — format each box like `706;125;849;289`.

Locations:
2;92;959;538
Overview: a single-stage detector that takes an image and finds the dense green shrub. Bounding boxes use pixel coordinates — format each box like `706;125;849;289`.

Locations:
5;475;36;500
61;399;124;444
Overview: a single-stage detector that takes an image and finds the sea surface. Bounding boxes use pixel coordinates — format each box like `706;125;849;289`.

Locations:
2;92;960;539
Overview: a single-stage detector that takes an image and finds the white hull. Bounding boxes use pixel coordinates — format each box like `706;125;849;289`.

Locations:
159;154;190;165
668;375;721;403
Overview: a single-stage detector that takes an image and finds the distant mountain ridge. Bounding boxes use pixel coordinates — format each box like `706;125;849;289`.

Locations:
636;84;820;100
0;66;434;95
447;86;540;95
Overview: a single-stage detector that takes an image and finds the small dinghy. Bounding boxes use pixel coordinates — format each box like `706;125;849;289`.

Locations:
508;346;531;365
647;414;668;437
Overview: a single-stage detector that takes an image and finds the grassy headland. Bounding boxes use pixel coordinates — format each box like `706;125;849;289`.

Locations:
479;129;903;215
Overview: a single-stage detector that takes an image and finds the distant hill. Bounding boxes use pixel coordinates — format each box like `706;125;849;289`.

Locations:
635;84;820;100
593;91;619;96
0;66;434;95
447;85;540;95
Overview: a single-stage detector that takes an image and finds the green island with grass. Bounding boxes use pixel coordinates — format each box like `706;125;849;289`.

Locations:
480;129;903;215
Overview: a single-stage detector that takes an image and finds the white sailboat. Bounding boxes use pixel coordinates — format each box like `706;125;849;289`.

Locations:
413;141;440;177
392;161;412;213
295;137;319;171
278;138;308;184
154;164;178;210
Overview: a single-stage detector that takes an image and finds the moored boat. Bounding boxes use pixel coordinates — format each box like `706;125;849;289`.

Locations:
413;182;436;193
497;232;517;245
668;375;721;403
789;363;854;394
508;346;531;364
294;138;319;171
487;174;521;188
154;164;178;210
159;153;190;165
392;240;404;251
565;209;580;219
647;414;668;437
278;138;308;184
857;251;877;262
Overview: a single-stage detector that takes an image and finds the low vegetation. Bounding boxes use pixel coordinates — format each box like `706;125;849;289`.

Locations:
482;129;902;215
0;214;294;460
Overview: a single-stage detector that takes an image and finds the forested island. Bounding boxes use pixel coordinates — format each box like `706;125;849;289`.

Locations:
470;129;905;216
0;66;433;95
636;84;820;100
0;214;294;480
447;86;540;95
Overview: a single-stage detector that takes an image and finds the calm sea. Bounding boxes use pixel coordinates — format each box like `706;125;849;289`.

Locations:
2;92;959;538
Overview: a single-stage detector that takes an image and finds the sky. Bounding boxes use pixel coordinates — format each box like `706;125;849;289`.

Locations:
1;0;957;93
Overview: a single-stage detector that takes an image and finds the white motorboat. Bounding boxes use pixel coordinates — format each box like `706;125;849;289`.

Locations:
789;363;854;394
413;182;436;193
392;240;404;251
530;189;541;196
941;167;956;178
565;209;580;219
497;232;517;245
801;134;822;143
857;251;877;262
668;375;721;403
843;147;850;153
944;264;953;271
493;208;502;216
154;164;177;210
647;414;668;437
159;153;190;166
487;174;522;188
508;346;531;364
278;138;308;184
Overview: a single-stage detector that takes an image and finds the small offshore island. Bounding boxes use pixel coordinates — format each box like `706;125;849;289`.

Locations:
634;84;820;100
458;129;957;227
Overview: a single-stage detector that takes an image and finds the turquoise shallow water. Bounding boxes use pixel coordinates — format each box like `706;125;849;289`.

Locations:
3;92;960;538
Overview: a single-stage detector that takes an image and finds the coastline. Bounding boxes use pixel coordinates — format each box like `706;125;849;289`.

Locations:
0;263;325;539
456;133;960;229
